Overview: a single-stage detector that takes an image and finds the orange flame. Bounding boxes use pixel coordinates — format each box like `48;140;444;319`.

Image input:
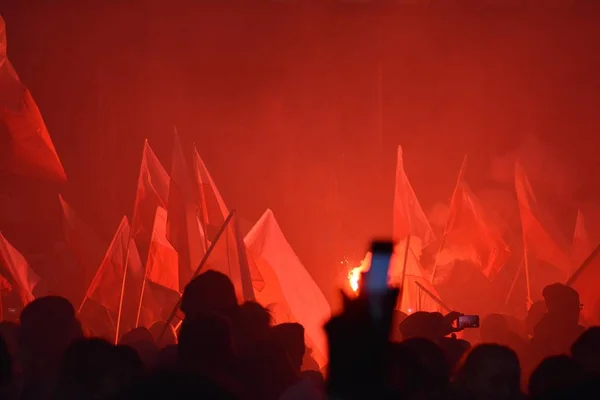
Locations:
348;267;362;292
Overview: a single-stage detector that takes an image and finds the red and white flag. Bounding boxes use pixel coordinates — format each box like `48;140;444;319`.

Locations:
0;231;39;306
0;16;66;182
245;209;330;368
515;160;572;279
393;146;434;245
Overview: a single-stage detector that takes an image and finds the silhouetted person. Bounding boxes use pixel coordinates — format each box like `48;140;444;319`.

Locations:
178;314;242;395
401;337;450;400
528;355;584;399
118;369;239;400
453;343;522;400
18;296;82;400
571;326;600;376
532;283;585;361
235;301;272;353
148;321;177;349
119;327;158;369
180;271;239;321
54;338;142;400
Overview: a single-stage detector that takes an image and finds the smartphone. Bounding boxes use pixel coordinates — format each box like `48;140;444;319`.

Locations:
364;240;395;294
457;315;480;329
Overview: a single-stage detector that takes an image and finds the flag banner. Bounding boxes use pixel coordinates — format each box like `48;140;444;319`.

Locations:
0;231;39;306
167;132;205;290
146;207;180;293
0;16;66;182
59;195;107;303
84;217;144;336
201;212;261;302
245;209;330;368
572;209;592;268
443;182;510;280
131;140;170;261
393;146;434;245
192;145;228;240
515;160;572;278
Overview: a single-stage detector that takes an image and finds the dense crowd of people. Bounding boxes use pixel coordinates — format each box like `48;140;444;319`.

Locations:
0;270;599;400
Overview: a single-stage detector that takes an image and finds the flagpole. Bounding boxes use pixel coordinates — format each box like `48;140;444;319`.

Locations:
505;258;524;305
523;244;532;308
134;268;148;328
234;214;255;301
158;210;235;341
414;281;451;312
114;241;132;344
398;235;411;309
566;242;600;286
77;249;108;315
431;155;468;283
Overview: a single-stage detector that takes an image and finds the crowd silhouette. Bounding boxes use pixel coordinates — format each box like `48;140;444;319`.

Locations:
1;269;600;400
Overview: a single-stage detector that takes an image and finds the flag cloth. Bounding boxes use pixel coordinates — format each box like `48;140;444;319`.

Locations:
167;132;205;290
357;238;443;315
245;209;330;368
146;207;179;293
130;140;170;261
515;160;573;279
0;231;39;306
84;216;144;335
58;195;107;303
202;212;261;301
0;16;66;182
393;146;434;245
192;145;228;240
135;207;180;328
442;181;510;280
572;209;592;267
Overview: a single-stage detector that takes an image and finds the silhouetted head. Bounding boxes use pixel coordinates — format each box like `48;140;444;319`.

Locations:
571;326;600;375
236;301;272;349
118;369;238;400
55;338;142;400
149;321;177;348
401;337;449;395
528;355;583;399
181;271;238;320
272;323;305;373
454;343;521;400
18;296;82;377
119;327;158;370
400;312;441;341
543;283;580;324
178;313;234;373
